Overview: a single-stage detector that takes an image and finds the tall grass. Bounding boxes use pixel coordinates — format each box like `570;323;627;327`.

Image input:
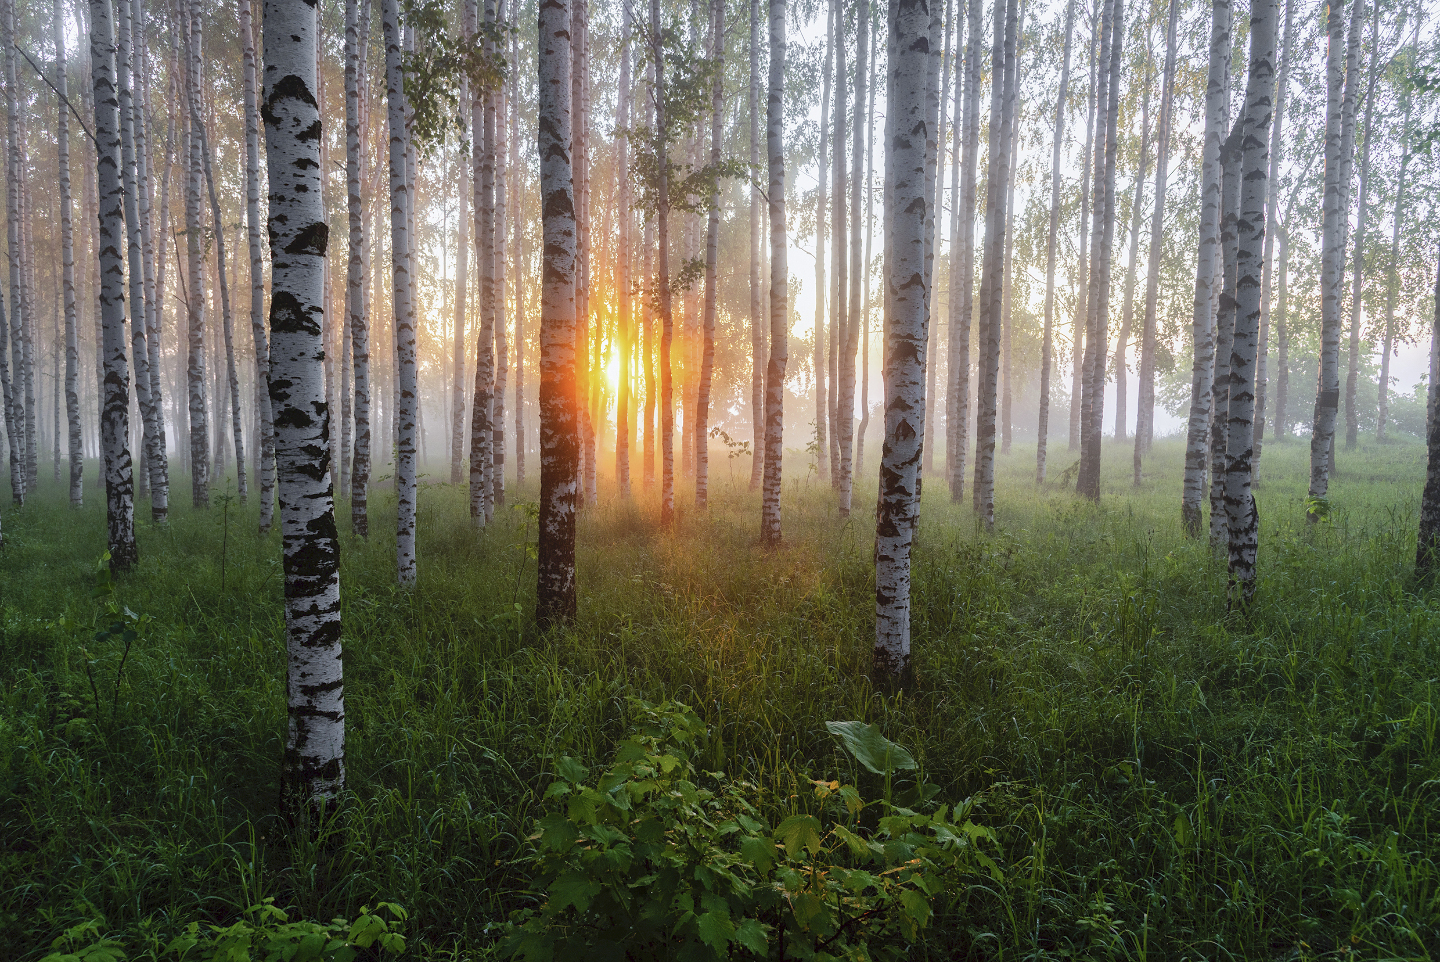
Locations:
3;437;1438;958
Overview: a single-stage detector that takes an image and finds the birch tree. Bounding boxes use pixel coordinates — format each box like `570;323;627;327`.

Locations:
1417;247;1440;579
828;0;848;509
1253;0;1292;455
1075;0;1121;502
696;0;723;511
343;0;370;534
875;0;931;682
1310;0;1363;507
759;0;788;546
1181;0;1230;536
616;1;632;497
58;0;81;508
2;0;25;508
1210;122;1242;545
383;0;419;581
1037;0;1075;485
183;0;209;509
263;0;345;817
1226;0;1276;606
840;0;868;516
90;0;136;570
1377;29;1414;441
1343;7;1380;451
537;0;579;628
813;0;832;488
748;0;763;491
651;0;677;526
1134;0;1178;479
947;0;981;503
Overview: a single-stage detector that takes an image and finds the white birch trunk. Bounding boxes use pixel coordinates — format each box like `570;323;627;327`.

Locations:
537;0;579;627
58;0;82;508
748;0;763;492
876;0;930;681
183;0;209;508
948;0;980;503
451;122;470;485
1253;0;1292;457
382;0;418;581
840;0;867;516
89;0;136;570
3;0;26;507
696;0;722;511
1134;0;1178;476
1181;0;1230;537
616;3;632;497
1226;0;1276;606
263;0;344;815
1037;0;1074;485
1342;7;1379;452
759;0;788;545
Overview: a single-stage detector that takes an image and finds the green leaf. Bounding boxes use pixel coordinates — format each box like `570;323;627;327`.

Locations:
733;918;769;955
775;815;824;857
548;872;602;913
740;835;777;875
555;756;590;784
696;909;735;951
824;721;917;775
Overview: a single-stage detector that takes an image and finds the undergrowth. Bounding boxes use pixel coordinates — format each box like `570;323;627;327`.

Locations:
2;438;1439;958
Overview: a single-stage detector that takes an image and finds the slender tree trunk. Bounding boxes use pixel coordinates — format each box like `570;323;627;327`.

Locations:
1114;75;1149;444
840;0;867;516
58;0;82;507
813;0;832;488
263;0;344;817
694;0;723;510
1254;0;1292;458
1417;246;1440;578
134;0;167;512
857;16;877;483
999;0;1021;458
616;5;632;497
948;0;980;502
829;0;848;506
1343;7;1379;451
183;0;209;508
1134;0;1177;480
747;0;763;491
1069;20;1096;454
195;113;246;501
924;0;952;477
3;0;26;507
1181;0;1230;536
1226;0;1275;605
652;0;678;526
1210;121;1242;544
973;0;1018;524
1274;219;1290;438
493;29;509;512
876;0;930;682
513;23;526;486
349;0;373;535
117;0;164;518
1378;75;1413;441
1310;0;1363;508
1076;0;1121;502
89;0;136;570
537;0;578;627
383;0;418;581
574;0;595;507
760;0;788;545
1036;0;1074;485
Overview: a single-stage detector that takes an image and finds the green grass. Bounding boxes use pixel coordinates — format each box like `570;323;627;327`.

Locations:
3;436;1439;959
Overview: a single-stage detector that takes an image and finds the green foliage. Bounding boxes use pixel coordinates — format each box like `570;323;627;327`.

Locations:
401;0;509;153
38;902;406;962
502;699;998;961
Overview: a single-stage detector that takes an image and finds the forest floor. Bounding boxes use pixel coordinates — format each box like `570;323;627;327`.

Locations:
3;436;1439;959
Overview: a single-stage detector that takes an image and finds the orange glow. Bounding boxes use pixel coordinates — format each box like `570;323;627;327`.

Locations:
606;353;620;393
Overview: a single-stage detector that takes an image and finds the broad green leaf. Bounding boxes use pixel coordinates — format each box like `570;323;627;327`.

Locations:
696;909;735;951
740;835;777;874
733;918;769;955
824;721;917;775
548;872;602;913
775;815;824;857
554;756;589;785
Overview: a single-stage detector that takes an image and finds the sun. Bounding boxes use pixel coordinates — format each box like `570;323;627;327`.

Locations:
606;353;620;392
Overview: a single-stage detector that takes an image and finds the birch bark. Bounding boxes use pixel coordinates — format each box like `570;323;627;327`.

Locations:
263;0;344;815
1181;0;1230;536
875;0;930;682
382;0;419;581
537;0;579;627
760;0;788;545
89;0;136;570
183;0;209;508
1343;8;1379;451
696;0;723;511
1037;0;1074;485
840;0;868;516
58;0;82;507
948;0;980;502
1226;0;1276;606
748;0;763;491
1134;0;1178;476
